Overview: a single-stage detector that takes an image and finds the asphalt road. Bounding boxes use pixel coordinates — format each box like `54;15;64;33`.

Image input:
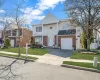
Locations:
16;62;100;80
0;57;99;80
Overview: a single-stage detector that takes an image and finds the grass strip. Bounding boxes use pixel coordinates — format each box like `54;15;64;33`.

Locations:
63;61;100;70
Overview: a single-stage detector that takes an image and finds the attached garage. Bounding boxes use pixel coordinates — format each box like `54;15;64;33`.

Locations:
61;38;72;50
58;29;76;50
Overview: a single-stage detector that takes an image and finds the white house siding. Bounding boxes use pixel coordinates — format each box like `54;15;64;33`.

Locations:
33;21;81;48
43;23;58;46
58;21;76;30
32;12;82;49
76;27;82;49
95;29;100;47
33;25;43;36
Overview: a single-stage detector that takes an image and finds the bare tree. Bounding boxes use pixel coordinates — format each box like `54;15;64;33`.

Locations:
0;0;27;80
1;14;10;41
64;0;100;49
10;0;26;56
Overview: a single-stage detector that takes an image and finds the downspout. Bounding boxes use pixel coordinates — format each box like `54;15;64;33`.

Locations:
42;24;43;45
57;22;59;48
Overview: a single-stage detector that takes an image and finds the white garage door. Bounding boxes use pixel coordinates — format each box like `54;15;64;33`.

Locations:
61;38;73;50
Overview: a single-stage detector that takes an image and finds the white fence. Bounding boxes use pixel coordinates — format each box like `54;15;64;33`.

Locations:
90;43;98;49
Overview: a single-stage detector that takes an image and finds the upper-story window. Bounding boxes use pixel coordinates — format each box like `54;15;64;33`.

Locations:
6;30;11;36
12;29;17;36
12;29;22;36
36;26;42;32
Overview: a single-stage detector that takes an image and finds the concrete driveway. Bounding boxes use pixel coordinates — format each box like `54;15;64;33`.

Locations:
36;48;73;65
47;48;73;58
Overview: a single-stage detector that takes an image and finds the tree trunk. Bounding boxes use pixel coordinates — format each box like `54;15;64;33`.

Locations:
87;39;90;50
18;28;21;57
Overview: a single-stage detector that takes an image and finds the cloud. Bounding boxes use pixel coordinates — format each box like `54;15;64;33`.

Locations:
21;0;65;24
37;0;65;10
0;10;5;13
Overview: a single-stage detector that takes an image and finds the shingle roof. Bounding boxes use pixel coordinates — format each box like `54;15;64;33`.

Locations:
58;29;76;35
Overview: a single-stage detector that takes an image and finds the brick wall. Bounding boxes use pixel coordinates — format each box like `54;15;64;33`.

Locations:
43;36;48;46
20;28;32;47
58;35;76;49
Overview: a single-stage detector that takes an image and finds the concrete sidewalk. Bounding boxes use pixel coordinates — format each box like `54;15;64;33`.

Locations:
65;57;100;63
0;51;99;66
0;51;41;58
36;54;100;65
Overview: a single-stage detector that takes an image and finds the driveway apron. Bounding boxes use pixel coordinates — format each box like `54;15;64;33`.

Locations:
36;48;73;65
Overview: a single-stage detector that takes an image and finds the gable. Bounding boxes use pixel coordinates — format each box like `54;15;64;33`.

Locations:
41;12;59;24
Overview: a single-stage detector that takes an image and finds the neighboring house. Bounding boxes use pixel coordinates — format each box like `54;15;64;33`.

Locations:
0;30;2;39
4;24;32;47
32;12;82;50
0;30;3;46
90;29;100;49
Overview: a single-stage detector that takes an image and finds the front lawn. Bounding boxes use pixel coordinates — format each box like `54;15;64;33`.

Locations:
0;48;48;55
71;51;100;61
63;61;100;70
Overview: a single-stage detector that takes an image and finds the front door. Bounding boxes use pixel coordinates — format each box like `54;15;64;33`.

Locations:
10;39;15;47
48;36;54;47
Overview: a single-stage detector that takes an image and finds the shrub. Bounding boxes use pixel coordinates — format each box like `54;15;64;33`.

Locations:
4;37;11;48
80;32;87;49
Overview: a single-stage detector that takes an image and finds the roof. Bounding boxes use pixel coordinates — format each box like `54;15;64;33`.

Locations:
58;29;76;35
6;24;18;30
40;12;59;24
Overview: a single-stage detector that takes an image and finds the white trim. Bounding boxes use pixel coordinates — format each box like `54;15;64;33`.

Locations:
42;24;43;45
11;30;12;36
58;34;76;36
57;22;58;47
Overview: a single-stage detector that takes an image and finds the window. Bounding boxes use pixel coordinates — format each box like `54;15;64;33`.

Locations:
12;30;17;36
6;30;11;36
19;29;22;36
36;26;42;32
12;29;22;36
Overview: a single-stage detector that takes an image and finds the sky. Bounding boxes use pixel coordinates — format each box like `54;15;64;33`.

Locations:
0;0;68;28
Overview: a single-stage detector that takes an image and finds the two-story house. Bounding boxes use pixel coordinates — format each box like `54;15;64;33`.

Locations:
32;13;81;50
4;24;32;47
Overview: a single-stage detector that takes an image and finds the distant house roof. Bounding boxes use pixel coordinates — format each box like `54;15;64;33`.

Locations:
40;12;59;24
6;24;18;30
58;29;76;35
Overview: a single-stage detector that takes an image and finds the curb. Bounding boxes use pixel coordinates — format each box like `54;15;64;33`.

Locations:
0;55;36;62
61;64;100;73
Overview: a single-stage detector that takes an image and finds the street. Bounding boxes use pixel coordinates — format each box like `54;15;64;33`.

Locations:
17;61;100;80
0;57;99;80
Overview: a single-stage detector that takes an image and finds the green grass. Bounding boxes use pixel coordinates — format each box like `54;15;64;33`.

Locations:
0;48;48;55
71;51;100;61
63;61;100;70
0;53;38;60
